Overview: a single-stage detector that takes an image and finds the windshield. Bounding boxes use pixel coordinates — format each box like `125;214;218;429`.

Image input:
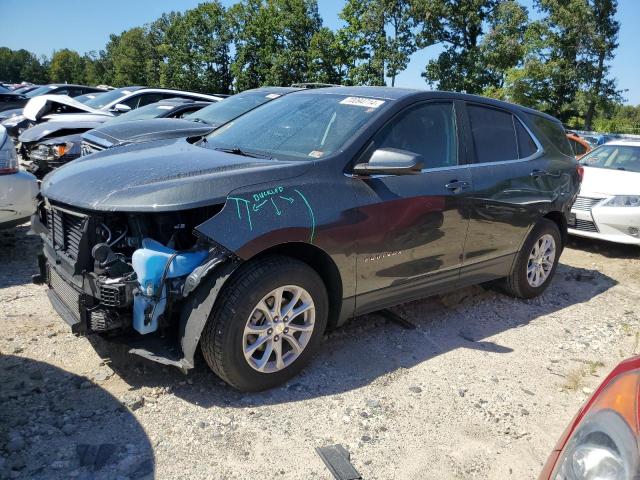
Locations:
0;85;10;93
104;102;179;125
187;91;284;127
75;92;104;104
204;93;387;160
25;85;58;98
83;88;133;109
580;145;640;173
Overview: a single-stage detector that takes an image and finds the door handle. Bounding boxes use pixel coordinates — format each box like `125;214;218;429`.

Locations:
530;169;550;177
445;180;471;192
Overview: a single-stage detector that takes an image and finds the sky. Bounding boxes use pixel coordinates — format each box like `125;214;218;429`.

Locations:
1;0;639;104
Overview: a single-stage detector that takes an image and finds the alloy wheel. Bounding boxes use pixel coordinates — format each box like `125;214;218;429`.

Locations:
527;233;556;288
242;285;316;373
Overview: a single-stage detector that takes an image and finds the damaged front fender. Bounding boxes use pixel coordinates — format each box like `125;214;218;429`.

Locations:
178;255;241;369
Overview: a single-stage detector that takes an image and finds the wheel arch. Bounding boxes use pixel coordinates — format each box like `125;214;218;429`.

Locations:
249;242;344;330
543;210;568;248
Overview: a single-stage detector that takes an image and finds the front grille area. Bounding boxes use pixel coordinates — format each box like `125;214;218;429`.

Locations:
48;267;80;319
81;141;105;157
46;206;86;260
573;196;604;211
574;219;599;233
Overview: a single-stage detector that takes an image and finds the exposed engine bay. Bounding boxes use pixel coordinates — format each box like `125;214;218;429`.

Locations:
33;199;230;344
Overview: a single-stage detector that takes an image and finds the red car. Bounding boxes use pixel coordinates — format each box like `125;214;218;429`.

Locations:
539;356;640;479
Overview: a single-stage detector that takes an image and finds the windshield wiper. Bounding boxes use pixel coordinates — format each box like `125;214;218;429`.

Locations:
214;146;271;159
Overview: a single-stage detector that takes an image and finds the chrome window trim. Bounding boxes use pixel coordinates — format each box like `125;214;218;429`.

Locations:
345;104;546;179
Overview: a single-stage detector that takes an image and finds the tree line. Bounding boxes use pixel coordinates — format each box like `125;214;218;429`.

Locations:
0;0;632;132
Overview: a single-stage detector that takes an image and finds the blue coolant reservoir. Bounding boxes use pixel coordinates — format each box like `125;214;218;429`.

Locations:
131;238;208;334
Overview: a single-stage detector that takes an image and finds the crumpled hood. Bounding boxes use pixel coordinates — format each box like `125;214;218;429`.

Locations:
580;166;640;196
19;120;105;143
82;118;213;148
41;137;310;212
23;94;109;121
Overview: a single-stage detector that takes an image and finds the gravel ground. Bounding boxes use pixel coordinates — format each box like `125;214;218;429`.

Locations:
1;225;639;480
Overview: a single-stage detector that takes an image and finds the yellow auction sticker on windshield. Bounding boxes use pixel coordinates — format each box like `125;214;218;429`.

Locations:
339;97;385;108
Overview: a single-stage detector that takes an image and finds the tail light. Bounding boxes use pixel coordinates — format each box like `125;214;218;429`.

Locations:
541;356;640;479
577;165;585;181
0;125;19;175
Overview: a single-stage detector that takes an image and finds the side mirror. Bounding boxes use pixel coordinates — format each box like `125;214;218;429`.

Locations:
353;147;424;176
111;103;131;114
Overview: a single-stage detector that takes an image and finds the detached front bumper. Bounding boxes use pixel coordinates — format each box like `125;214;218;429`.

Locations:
569;204;640;245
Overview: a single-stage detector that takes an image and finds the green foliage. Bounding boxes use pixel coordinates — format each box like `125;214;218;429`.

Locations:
49;49;85;84
229;0;322;91
0;47;49;83
0;0;628;132
413;0;503;94
161;2;232;93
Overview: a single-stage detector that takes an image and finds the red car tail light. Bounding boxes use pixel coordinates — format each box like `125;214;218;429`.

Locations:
577;165;585;181
540;356;640;480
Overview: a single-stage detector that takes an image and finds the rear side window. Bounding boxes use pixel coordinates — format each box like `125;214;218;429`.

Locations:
527;114;573;156
467;105;518;163
514;120;538;158
569;138;587;156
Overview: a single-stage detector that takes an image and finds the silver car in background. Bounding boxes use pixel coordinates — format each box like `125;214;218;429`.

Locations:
0;125;37;229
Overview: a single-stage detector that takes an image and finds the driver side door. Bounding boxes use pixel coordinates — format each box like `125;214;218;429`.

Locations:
353;100;473;314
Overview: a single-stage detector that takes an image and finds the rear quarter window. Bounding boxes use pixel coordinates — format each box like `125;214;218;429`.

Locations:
527;114;573;157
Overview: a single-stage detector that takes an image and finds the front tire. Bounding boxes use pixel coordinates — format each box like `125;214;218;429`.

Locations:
200;255;328;392
502;218;561;299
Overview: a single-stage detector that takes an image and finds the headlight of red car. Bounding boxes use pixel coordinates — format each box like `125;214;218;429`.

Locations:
541;357;640;480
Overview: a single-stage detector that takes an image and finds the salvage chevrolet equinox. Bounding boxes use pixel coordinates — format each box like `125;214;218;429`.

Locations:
32;87;581;391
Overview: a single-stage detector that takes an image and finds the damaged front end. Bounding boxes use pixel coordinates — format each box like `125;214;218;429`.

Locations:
32;199;238;370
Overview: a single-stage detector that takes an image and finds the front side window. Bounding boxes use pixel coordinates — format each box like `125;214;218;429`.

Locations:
580;145;640;173
371;101;458;169
204;93;388;160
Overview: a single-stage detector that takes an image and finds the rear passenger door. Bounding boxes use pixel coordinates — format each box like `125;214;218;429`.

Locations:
461;102;554;283
354;100;473;313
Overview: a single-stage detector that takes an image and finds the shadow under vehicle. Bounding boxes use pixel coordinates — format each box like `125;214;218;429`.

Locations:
0;355;154;479
32;87;581;392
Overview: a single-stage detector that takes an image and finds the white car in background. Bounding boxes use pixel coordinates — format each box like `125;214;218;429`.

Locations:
0;126;37;229
569;140;640;245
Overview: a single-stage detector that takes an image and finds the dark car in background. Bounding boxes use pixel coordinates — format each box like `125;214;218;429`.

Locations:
23;98;213;178
0;83;106;117
12;84;41;95
33;87;581;392
80;86;300;155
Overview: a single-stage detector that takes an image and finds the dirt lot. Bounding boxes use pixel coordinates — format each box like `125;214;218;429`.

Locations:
1;225;639;480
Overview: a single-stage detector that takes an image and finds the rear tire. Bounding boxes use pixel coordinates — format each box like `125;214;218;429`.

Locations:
502;218;561;299
200;255;328;392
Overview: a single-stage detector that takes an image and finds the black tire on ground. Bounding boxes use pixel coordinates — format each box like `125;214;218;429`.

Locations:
501;218;562;299
200;255;328;392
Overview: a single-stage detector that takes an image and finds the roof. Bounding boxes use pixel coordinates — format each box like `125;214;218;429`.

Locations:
243;86;302;94
604;139;640;147
154;97;212;105
290;86;562;122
